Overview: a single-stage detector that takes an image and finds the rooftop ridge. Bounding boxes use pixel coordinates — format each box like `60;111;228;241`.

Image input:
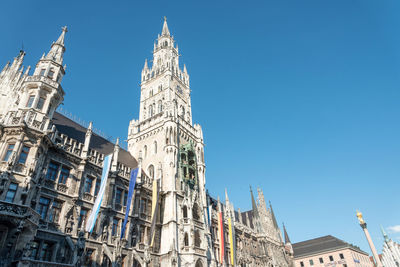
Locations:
56;107;128;150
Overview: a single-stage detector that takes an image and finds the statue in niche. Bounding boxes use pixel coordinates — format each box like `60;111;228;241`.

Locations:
65;215;74;234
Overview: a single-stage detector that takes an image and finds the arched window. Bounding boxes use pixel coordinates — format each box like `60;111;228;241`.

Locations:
153;141;157;154
182;206;188;218
180;106;185;118
147;165;154;179
158;100;162;113
149;105;153;117
184;232;189;246
143;146;147;158
195;259;203;267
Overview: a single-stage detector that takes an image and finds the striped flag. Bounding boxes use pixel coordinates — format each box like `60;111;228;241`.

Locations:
86;154;112;233
120;167;139;239
149;178;160;247
228;216;236;265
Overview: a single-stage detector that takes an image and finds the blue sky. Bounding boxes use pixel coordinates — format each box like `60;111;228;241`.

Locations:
1;0;399;254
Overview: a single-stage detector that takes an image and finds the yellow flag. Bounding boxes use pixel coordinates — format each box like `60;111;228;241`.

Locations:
228;217;234;265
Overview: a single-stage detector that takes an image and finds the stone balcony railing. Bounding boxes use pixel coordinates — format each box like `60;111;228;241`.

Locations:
2;109;50;132
0;200;41;226
25;75;62;92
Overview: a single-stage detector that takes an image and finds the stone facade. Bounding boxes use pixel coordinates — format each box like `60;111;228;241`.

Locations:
0;20;293;267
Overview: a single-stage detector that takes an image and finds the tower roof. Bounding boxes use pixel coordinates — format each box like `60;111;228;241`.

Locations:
161;16;170;36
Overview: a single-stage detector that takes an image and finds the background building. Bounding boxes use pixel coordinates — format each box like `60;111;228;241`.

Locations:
293;236;373;267
0;20;293;267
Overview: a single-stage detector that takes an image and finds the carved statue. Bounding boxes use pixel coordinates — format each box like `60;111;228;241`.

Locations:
144;244;151;263
76;231;86;257
65;215;74;233
74;231;86;266
356;210;365;225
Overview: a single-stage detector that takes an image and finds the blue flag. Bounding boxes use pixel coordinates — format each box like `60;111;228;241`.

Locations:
121;167;138;239
86;154;112;233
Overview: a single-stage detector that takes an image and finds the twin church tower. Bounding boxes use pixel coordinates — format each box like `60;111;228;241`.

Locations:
0;19;293;267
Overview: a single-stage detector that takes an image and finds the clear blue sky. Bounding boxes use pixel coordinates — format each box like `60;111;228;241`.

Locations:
1;0;399;254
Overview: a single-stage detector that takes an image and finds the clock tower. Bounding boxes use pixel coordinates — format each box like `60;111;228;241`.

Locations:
127;18;210;267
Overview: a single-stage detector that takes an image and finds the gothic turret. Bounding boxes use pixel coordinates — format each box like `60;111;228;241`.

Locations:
33;26;67;83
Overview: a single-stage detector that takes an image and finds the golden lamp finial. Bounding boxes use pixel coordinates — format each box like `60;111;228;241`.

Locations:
356;210;365;225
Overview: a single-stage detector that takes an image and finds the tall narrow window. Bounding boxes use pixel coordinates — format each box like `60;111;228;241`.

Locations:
123;191;128;206
5;183;18;202
30;241;39;259
18;146;30;164
184;233;189;246
39;69;46;76
36;97;45;110
3;144;15;161
84;176;94;193
49;200;62;223
37;197;50;219
115;188;123;204
48;69;55;79
26;95;35;108
46;161;59;181
154;141;157;154
112;218;119;236
58;166;70;184
94;178;101;196
39;242;52;261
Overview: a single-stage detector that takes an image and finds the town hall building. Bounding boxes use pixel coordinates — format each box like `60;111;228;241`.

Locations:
0;19;294;267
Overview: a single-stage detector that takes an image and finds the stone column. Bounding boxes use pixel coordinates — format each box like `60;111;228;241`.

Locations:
357;211;383;267
360;223;383;267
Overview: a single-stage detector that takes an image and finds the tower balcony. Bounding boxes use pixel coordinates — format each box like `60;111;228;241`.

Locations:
0;200;41;226
25;75;64;95
2;109;51;132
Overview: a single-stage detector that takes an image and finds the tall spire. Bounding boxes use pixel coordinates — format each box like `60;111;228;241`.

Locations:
283;223;291;244
55;26;68;46
225;188;230;204
250;186;258;217
381;225;389;242
45;26;68;64
270;201;279;229
161;16;170;36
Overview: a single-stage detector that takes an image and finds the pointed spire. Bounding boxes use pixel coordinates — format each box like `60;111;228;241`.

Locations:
144;59;148;70
250;186;259;217
283;223;291;244
162;16;170;36
225;188;230;204
55;26;68;46
381;225;389;242
183;64;187;74
45;26;67;64
269;201;279;229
